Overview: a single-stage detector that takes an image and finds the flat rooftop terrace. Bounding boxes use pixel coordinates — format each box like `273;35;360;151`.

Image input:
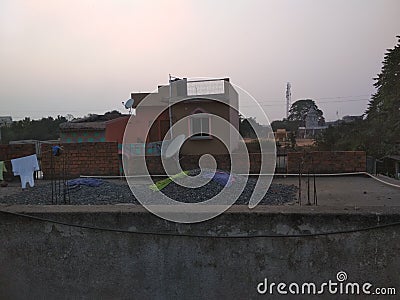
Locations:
274;174;399;207
0;174;398;207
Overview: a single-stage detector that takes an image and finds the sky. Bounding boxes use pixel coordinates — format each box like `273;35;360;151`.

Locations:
0;0;399;123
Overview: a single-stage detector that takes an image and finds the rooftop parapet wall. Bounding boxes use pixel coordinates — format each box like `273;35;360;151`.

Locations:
287;151;366;174
0;205;399;299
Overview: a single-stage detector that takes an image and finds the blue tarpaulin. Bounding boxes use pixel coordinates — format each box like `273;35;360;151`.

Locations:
201;171;235;187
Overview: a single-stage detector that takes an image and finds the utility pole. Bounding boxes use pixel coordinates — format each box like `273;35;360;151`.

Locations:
286;82;291;119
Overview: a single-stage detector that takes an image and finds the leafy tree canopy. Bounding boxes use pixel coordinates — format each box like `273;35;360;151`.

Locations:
316;36;400;157
271;119;301;132
288;99;325;126
1;116;67;144
239;116;265;139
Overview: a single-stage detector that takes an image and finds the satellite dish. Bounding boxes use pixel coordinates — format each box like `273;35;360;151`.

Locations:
122;98;134;114
163;134;185;158
124;99;134;109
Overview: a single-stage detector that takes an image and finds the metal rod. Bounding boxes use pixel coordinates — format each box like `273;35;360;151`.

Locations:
306;154;311;206
62;154;66;204
51;151;54;204
307;170;310;205
314;171;317;206
298;161;302;206
312;157;317;206
66;151;70;204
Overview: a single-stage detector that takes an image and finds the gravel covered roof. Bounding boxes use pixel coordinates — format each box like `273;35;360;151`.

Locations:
1;169;298;206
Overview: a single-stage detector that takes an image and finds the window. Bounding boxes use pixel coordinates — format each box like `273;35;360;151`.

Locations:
190;113;210;139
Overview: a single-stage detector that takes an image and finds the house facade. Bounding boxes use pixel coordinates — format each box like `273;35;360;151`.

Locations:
128;78;240;155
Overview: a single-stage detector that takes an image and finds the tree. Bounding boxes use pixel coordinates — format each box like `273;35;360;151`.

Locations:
365;36;400;156
65;114;75;121
316;36;400;157
288;99;325;126
1;116;67;143
271;119;301;132
239;116;265;139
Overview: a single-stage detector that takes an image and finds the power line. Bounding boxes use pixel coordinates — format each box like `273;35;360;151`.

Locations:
318;98;370;104
240;98;370;108
0;209;399;238
314;94;370;100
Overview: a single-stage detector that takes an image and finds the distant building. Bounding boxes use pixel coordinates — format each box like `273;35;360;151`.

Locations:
298;107;327;138
274;129;288;143
341;115;363;123
59;112;129;147
326;115;364;127
305;107;319;128
0;116;12;127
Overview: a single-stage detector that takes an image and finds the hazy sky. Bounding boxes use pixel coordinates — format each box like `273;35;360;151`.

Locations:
0;0;399;122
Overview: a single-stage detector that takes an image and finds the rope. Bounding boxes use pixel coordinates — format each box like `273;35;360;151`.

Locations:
0;148;57;163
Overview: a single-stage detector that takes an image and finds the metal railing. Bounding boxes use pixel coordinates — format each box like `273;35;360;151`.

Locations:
187;79;225;96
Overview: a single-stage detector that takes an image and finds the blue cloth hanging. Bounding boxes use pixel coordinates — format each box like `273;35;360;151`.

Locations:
52;146;62;156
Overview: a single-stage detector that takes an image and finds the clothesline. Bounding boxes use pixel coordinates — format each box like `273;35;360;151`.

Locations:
0;146;64;163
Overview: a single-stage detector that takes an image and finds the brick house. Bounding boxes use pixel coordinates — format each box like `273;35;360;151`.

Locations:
128;78;240;155
59;78;240;157
60;112;129;147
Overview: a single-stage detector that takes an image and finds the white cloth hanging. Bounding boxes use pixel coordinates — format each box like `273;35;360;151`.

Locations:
11;154;40;189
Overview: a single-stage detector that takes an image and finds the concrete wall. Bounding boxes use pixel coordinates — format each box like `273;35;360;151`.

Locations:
0;205;399;299
287;151;366;174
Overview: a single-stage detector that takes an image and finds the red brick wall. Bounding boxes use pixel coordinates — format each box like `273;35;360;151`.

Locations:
3;145;365;178
287;151;366;174
41;142;119;179
0;144;36;180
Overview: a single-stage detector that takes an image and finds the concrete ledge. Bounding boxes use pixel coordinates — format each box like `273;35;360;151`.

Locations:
1;204;400;299
2;203;400;215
